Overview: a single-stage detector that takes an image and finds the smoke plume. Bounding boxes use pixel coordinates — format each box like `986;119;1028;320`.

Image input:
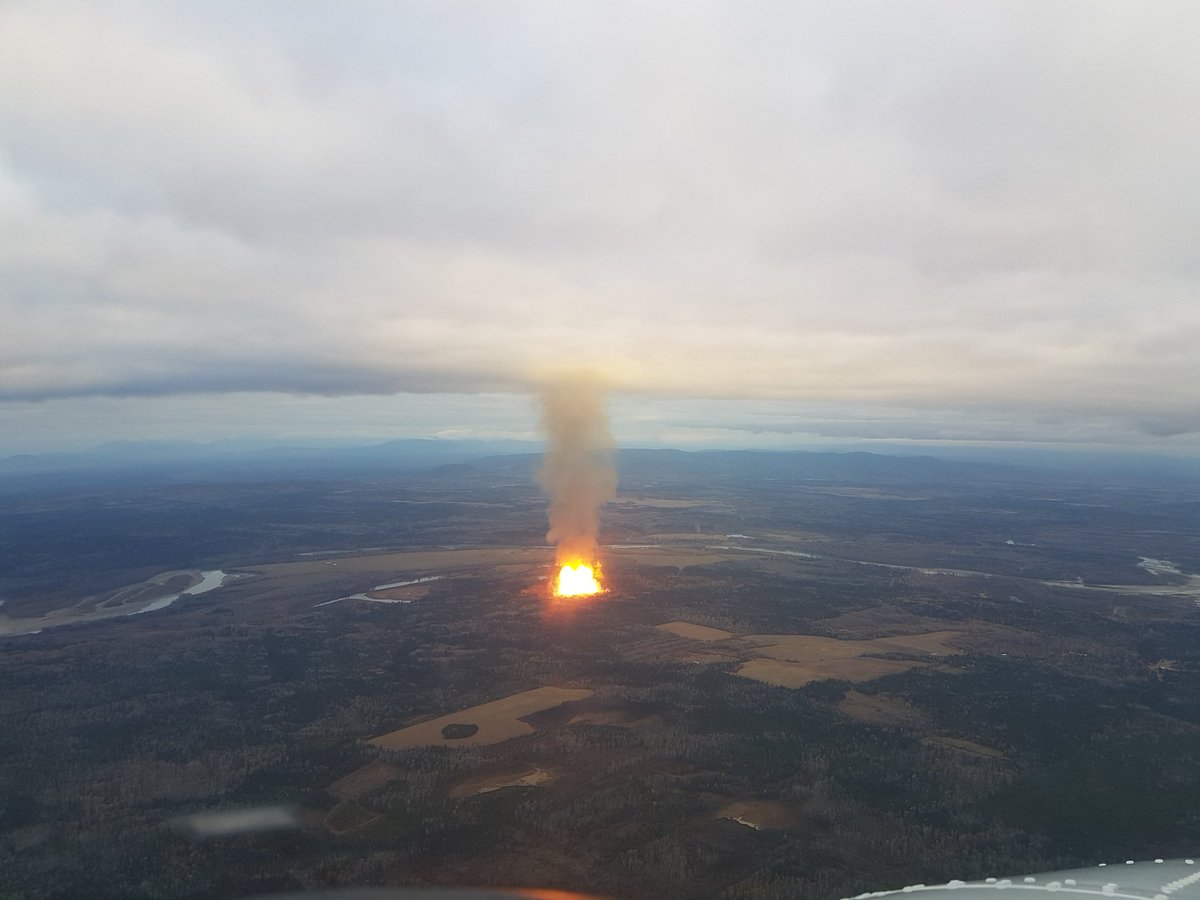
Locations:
537;374;617;567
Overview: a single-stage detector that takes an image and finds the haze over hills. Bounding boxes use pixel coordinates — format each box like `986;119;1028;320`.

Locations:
4;439;1199;487
0;438;537;471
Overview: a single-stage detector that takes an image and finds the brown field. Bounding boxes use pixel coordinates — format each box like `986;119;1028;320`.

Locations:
737;656;925;688
327;758;403;800
740;630;961;663
817;606;967;638
369;687;594;750
921;735;1006;759
656;621;735;642
447;768;552;798
621;630;742;664
870;631;963;655
740;634;869;661
837;690;929;727
625;621;963;690
716;800;799;830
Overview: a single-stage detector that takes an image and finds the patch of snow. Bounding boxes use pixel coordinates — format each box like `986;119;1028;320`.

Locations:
1140;557;1182;576
723;816;761;830
373;576;440;590
318;575;439;607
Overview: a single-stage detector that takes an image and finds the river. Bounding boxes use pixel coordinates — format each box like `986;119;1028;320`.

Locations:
127;570;231;615
0;570;234;637
706;545;1200;600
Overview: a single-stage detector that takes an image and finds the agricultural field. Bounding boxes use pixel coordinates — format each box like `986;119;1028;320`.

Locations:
369;687;595;750
735;654;925;687
654;621;735;641
639;620;966;688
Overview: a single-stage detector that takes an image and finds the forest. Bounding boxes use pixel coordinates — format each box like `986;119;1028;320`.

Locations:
3;448;1200;898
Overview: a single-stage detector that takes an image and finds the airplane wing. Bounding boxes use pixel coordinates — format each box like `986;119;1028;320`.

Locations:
847;857;1200;899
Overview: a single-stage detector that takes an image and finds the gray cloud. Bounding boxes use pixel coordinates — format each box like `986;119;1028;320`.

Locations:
2;1;1198;450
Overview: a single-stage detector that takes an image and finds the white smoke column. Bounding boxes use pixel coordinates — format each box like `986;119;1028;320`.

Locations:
537;373;617;568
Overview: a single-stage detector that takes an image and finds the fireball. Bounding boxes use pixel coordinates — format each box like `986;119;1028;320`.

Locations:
554;562;602;597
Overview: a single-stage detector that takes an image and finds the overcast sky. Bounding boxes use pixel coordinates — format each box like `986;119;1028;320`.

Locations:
2;1;1198;455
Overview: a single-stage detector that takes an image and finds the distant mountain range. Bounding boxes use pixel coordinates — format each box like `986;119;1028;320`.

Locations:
0;438;540;485
3;438;1195;488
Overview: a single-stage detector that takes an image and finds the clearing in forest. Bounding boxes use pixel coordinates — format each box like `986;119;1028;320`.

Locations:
656;621;735;641
327;758;403;800
733;629;962;689
737;656;924;688
448;768;552;798
921;735;1005;759
640;620;964;689
741;630;961;661
324;800;381;834
369;686;594;750
837;690;929;727
567;708;662;729
717;799;799;830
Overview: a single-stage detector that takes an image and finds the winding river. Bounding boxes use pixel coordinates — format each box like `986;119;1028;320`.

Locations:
0;570;233;637
707;544;1200;600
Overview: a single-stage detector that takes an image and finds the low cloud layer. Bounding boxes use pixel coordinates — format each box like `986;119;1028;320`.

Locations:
2;2;1198;450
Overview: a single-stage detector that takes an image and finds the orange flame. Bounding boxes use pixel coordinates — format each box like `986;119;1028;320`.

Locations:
554;561;602;598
